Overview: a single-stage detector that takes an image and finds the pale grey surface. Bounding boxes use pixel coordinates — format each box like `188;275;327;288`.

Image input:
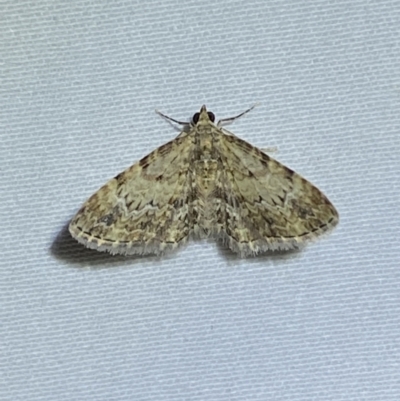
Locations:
1;1;400;400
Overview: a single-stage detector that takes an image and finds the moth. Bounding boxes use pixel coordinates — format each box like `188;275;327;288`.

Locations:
69;106;339;256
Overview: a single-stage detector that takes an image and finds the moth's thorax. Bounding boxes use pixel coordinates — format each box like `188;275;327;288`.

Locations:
191;123;221;201
193;122;220;160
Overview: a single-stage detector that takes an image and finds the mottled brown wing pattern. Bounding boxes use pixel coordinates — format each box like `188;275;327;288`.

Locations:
69;105;339;257
69;132;194;255
216;133;339;256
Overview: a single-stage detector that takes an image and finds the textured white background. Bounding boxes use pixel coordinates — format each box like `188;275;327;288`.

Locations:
1;1;400;400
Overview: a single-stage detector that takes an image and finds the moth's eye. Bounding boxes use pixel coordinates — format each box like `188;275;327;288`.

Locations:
207;112;215;122
192;112;200;124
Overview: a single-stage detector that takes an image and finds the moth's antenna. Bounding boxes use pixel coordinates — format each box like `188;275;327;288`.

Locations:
217;103;259;127
155;110;190;126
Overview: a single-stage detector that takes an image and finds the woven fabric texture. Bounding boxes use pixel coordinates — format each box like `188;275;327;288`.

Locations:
1;1;400;400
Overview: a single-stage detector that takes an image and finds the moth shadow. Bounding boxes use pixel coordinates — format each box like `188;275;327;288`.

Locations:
51;221;303;268
50;222;156;268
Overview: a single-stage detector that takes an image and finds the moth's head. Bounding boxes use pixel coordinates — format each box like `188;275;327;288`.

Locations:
192;105;215;125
